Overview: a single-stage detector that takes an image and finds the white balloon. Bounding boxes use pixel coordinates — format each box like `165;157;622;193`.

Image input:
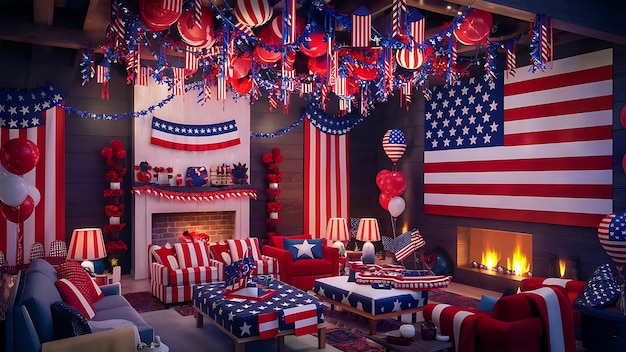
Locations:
0;173;28;207
388;196;406;218
28;185;41;206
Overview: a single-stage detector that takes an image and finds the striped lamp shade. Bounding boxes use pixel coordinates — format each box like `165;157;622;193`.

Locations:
356;218;381;242
325;218;350;242
67;228;107;261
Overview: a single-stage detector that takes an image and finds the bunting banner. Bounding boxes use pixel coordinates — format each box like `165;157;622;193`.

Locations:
150;116;241;151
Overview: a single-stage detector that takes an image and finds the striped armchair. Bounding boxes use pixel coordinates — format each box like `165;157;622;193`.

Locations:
149;242;222;304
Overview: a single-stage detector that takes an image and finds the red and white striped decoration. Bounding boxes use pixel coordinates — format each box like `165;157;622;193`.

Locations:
335;76;346;96
172;67;185;96
216;75;226;100
97;64;110;99
401;81;412;109
391;0;406;38
281;304;318;336
268;93;278;111
162;0;183;13
234;22;254;37
282;0;297;44
384;48;394;95
283;68;295;92
258;311;279;339
540;15;552;67
328;50;338;89
300;81;313;95
351;6;371;47
409;15;425;44
110;1;125;39
125;49;139;83
203;75;211;101
234;0;273;27
506;41;516;77
136;66;151;86
338;98;350;113
355;218;380;242
192;0;202;28
185;46;199;72
395;47;424;70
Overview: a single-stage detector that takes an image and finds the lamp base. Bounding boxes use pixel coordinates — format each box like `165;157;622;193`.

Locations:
362;241;376;264
81;260;95;273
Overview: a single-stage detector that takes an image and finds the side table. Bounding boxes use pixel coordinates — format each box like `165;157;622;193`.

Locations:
575;303;626;352
367;326;452;352
94;266;121;286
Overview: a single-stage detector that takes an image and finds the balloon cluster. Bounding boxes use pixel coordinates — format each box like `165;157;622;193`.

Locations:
0;138;41;223
376;169;407;218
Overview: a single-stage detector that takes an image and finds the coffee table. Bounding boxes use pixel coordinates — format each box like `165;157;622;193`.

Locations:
314;276;428;335
193;279;326;352
368;327;452;352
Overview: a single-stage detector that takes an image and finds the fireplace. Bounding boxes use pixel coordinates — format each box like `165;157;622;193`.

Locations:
132;194;250;279
152;211;235;246
457;227;533;279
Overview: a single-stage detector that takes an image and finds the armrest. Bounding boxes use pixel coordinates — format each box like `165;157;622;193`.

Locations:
208;259;224;281
475;316;544;342
99;282;121;296
263;246;294;281
322;246;340;276
42;326;139;352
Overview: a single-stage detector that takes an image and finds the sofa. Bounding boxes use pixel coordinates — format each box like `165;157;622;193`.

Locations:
208;237;280;279
6;258;152;352
424;285;577;352
149;242;223;304
262;234;339;291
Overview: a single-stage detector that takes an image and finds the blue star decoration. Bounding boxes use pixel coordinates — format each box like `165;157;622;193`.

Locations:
575;263;621;308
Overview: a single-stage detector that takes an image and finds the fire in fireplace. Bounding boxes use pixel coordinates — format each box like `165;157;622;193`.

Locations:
458;227;533;278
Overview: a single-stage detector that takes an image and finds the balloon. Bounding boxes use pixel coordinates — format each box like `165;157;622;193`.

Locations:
396;48;424;70
231;76;253;95
382;129;407;163
254;26;281;64
139;0;182;32
0;138;40;175
271;15;306;40
0;163;7;178
234;0;273;27
230;54;253;79
388;196;406;218
598;213;626;267
307;56;327;76
177;5;214;47
299;32;327;58
382;170;407;196
453;9;493;45
347;49;381;80
28;186;41;206
379;192;392;211
0;173;28;207
1;195;35;223
376;169;390;190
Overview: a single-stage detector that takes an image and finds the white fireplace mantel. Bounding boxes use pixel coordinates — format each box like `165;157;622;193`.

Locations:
131;193;250;279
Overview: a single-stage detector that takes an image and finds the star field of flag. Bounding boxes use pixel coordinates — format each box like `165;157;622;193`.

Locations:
0;84;63;129
193;280;324;339
424;74;504;151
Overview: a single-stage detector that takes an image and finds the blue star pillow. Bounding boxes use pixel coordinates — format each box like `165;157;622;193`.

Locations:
283;238;324;261
575;263;621;308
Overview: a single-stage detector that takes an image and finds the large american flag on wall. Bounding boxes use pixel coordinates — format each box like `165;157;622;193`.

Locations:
424;49;613;228
304;120;350;237
0;84;65;265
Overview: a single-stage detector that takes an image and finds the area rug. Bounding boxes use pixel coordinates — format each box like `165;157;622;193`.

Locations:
428;289;480;309
174;304;196;317
123;291;165;313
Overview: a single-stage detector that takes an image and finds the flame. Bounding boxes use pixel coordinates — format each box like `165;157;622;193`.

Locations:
559;259;567;278
506;244;530;276
481;248;500;270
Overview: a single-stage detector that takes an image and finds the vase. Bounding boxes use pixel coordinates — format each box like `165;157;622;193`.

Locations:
269;212;279;219
269;183;279;189
109;216;121;225
110;182;120;190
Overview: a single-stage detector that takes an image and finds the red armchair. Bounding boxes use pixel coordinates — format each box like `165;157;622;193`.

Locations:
520;277;586;326
424;286;577;352
262;234;339;291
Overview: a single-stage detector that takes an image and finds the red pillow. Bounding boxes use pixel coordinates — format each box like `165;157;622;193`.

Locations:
209;242;231;264
56;279;96;319
56;261;104;303
153;245;176;264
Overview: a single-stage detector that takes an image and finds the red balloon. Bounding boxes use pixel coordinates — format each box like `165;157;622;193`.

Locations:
620;105;626;129
230;54;253;79
139;0;182;32
454;9;493;45
376;169;390;190
379;192;392;211
299;32;327;58
0;138;40;175
115;149;127;160
254;26;281;64
271;15;306;40
382;171;407;196
1;195;35;223
177;5;215;47
307;56;327;76
231;76;253;95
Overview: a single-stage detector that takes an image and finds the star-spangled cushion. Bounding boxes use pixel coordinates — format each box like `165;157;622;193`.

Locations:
283;239;323;261
575;263;621;307
50;301;92;339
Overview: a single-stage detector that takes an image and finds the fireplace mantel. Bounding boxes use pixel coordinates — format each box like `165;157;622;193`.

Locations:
131;192;252;279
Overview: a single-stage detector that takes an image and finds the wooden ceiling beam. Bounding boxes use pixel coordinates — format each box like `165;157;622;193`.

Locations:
83;0;109;33
33;0;55;25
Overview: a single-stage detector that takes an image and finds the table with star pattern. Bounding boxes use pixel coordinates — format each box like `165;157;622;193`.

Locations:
193;279;327;352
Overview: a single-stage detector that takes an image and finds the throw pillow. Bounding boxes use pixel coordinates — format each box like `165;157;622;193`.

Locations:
55;279;96;319
284;238;323;261
166;255;180;270
56;261;104;303
228;238;262;261
175;242;211;268
476;294;499;313
209;242;232;264
152;244;176;266
575;263;621;307
50;301;92;339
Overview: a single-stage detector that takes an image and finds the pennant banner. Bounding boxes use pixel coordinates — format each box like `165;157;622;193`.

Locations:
150;116;241;151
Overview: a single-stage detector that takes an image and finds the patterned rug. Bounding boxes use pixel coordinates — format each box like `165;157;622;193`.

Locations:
123;291;165;313
428;289;480;309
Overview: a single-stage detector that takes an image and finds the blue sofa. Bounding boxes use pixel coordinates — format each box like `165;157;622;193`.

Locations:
6;259;154;352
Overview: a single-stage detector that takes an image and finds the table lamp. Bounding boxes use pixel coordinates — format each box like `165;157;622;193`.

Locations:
325;217;350;257
356;218;380;264
66;228;107;273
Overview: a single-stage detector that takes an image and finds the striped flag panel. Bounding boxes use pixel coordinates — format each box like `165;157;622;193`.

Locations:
423;49;613;228
351;8;371;47
304;120;350;238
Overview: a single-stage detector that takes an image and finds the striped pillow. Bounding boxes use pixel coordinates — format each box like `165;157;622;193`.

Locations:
174;242;211;268
56;261;104;303
228;238;261;261
55;279;96;319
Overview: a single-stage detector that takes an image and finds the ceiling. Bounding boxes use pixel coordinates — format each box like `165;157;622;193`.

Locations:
0;0;603;57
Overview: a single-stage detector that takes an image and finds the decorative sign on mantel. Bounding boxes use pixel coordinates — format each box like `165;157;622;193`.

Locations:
131;185;257;202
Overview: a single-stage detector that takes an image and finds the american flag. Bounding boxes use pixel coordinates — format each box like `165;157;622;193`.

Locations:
257;311;278;339
351;6;371;47
150;116;241;151
0;84;65;265
281;303;318;336
424;49;613;228
136;66;151;86
598;213;626;266
304;120;350;238
171;67;185;96
382;229;425;262
162;0;182;13
185;47;199;73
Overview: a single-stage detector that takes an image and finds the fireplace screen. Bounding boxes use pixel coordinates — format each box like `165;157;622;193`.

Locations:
457;227;532;277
